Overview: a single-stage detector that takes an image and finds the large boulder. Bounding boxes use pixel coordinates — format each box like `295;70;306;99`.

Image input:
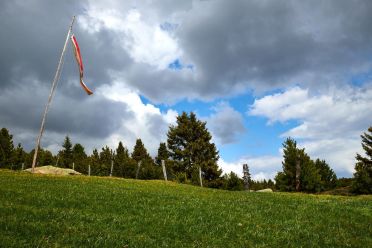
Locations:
256;188;273;192
25;165;81;175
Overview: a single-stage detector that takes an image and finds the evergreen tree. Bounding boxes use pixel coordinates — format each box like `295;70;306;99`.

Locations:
39;148;55;166
114;141;136;178
155;142;169;166
98;146;113;176
59;136;73;168
11;143;27;170
131;139;160;179
167;112;221;185
0;127;14;168
224;171;244;191
72;143;88;173
88;149;100;175
314;159;337;190
352;126;372;194
275;137;322;192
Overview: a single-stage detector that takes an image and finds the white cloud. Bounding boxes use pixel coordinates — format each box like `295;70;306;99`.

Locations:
97;82;177;156
206;102;246;145
249;84;372;176
79;7;182;70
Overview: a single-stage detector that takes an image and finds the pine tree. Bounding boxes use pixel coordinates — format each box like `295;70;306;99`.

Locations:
275;137;322;192
99;146;113;176
114;141;136;178
72;143;87;173
88;149;100;175
155;142;169;166
59;136;73;168
131;139;160;179
11;143;27;170
352;126;372;194
167;112;221;185
314;159;337;190
0;127;14;168
224;171;244;191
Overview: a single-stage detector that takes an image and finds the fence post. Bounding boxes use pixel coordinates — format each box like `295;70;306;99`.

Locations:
88;164;91;176
161;160;167;181
296;156;301;192
21;163;24;171
72;162;75;171
199;166;203;187
136;161;142;179
110;160;114;177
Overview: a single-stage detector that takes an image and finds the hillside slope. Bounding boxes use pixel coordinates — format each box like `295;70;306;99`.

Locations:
0;170;371;247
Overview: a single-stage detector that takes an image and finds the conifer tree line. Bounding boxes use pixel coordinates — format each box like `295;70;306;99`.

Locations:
0;117;371;194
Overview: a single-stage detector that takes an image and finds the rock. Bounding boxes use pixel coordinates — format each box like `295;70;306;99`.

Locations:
24;165;81;175
256;188;273;192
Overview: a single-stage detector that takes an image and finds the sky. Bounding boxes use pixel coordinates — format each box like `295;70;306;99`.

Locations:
1;0;371;180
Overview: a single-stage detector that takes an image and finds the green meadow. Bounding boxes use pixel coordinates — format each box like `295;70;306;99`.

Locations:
0;170;371;247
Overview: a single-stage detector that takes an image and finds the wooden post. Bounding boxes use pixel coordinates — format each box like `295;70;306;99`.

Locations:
161;160;167;181
72;162;75;171
55;156;59;167
199;166;203;187
296;155;301;192
21;163;24;171
243;164;250;191
88;164;91;176
136;161;142;179
31;16;76;173
110;160;113;177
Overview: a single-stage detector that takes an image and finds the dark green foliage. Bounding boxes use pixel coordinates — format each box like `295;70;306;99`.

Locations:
38;148;55;166
114;141;136;178
72;143;87;173
155;142;169;166
250;179;275;191
314;159;337;190
352;126;372;194
167;112;221;185
0;127;14;168
88;149;100;175
98;146;113;176
59;136;73;168
224;171;244;191
11;143;27;170
131;139;160;179
275;137;323;193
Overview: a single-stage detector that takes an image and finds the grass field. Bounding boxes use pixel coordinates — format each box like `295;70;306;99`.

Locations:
0;170;371;247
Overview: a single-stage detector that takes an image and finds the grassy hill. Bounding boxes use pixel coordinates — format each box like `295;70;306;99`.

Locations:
0;170;371;247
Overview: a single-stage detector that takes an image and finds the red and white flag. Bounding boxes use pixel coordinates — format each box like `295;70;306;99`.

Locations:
70;34;93;95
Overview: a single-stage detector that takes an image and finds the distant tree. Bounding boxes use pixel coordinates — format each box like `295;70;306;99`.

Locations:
0;127;14;168
131;139;160;179
98;146;114;176
59;136;73;168
88;149;100;175
11;143;27;170
224;172;244;191
275;137;322;193
114;141;136;178
314;159;337;190
352;126;372;194
167;112;221;185
155;142;169;166
39;148;55;166
72;143;87;173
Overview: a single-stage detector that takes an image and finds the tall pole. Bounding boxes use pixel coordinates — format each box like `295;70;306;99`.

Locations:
31;16;76;172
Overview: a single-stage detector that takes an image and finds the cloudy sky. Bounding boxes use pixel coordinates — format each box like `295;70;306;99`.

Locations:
1;0;371;179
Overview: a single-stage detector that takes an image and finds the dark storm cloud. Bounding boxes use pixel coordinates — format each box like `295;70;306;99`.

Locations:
124;0;372;102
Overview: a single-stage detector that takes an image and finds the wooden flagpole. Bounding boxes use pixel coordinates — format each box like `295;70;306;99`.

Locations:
31;16;76;172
